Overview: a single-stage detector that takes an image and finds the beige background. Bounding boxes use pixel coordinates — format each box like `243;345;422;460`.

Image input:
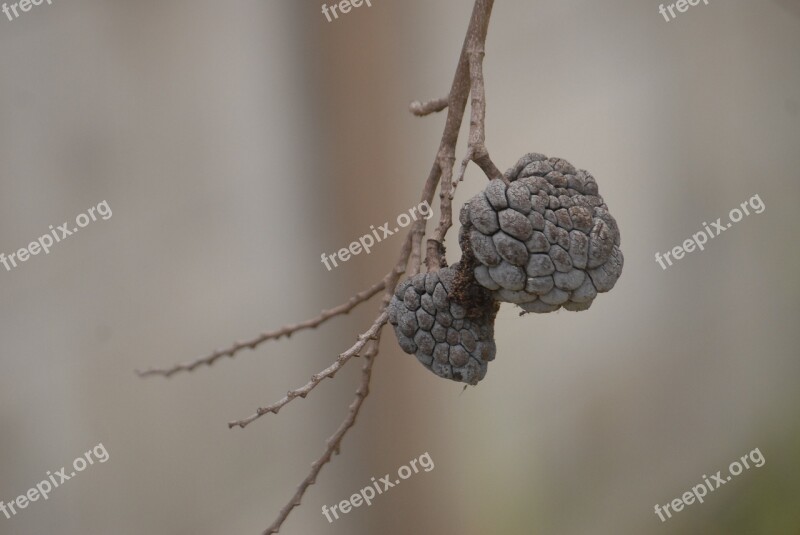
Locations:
1;1;798;533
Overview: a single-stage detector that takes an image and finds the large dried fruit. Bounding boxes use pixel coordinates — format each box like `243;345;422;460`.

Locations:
459;153;623;313
387;263;498;385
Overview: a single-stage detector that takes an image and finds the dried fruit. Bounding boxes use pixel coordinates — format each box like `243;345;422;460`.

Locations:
388;263;498;385
459;153;623;313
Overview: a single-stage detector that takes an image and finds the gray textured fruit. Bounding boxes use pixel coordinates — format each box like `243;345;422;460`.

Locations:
459;153;623;313
388;263;498;385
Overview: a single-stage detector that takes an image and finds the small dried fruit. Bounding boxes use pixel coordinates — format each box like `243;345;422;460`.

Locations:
388;263;498;385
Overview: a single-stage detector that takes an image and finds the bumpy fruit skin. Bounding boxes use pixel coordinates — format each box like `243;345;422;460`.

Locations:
459;153;623;313
387;263;498;385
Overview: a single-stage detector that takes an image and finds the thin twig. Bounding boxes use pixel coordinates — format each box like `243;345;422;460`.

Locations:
453;0;505;191
427;0;497;268
453;148;475;192
228;312;388;429
262;335;381;535
465;27;505;183
136;280;386;378
409;96;449;116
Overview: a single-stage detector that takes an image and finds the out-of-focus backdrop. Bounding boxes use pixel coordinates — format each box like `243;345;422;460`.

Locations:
1;1;798;533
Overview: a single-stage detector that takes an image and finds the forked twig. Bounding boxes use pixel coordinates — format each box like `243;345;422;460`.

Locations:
453;0;505;191
427;0;499;268
228;312;388;429
263;336;381;535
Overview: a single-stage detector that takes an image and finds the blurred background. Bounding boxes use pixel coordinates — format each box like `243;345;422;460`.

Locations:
1;0;798;533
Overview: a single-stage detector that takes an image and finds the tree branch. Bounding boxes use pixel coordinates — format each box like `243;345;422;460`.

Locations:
260;2;498;531
142;2;499;533
136;280;386;378
426;0;498;270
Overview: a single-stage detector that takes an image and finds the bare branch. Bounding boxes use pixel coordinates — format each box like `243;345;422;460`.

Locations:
140;2;499;533
136;280;385;378
409;96;449;116
263;335;381;535
228;312;388;429
261;4;497;529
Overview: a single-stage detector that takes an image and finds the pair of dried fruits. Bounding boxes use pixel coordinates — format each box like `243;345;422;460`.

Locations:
388;153;624;384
